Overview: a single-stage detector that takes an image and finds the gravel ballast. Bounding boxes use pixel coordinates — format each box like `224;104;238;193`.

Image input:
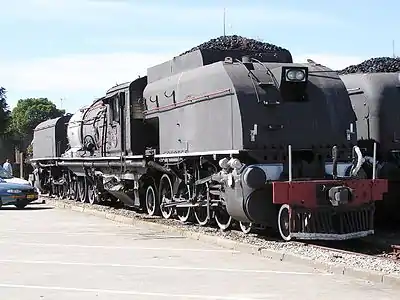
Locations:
42;196;400;286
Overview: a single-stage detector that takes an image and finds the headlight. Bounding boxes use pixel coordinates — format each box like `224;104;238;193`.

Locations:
7;189;22;194
285;69;306;82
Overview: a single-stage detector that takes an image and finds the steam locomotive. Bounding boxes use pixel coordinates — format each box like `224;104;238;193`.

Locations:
340;72;400;224
29;48;388;241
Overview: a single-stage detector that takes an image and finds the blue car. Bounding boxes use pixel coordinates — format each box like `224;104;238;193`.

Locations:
0;177;39;209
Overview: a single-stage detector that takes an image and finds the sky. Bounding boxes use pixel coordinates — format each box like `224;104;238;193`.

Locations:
0;0;398;114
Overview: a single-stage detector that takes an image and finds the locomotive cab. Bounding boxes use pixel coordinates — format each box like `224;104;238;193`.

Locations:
86;77;157;158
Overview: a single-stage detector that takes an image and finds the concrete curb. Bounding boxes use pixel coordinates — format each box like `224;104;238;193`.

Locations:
45;198;400;288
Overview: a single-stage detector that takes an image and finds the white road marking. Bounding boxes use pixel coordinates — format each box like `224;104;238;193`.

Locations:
0;223;132;228
0;259;331;275
0;241;238;253
0;283;275;299
0;230;183;238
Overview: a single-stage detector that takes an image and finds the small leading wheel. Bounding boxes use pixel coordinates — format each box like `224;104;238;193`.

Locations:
239;221;253;234
193;183;211;226
176;183;192;223
159;174;174;219
194;205;209;226
88;182;98;205
59;181;68;199
145;184;159;216
278;204;291;241
214;207;232;231
68;180;77;200
77;177;87;203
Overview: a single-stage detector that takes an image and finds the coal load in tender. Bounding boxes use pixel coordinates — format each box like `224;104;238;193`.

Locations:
338;57;400;75
179;35;292;61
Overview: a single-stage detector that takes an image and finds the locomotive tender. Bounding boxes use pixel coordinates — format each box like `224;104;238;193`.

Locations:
30;47;388;241
340;72;400;223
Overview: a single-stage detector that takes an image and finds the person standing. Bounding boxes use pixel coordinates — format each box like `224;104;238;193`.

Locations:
3;159;13;176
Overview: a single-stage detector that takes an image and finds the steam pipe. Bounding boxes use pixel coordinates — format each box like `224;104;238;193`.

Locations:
288;145;292;182
37;163;56;168
147;161;182;178
206;183;211;221
372;142;377;180
350;146;363;177
332;145;338;179
57;160;146;168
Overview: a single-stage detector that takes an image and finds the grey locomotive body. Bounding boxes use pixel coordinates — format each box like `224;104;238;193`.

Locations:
340;72;400;223
30;48;387;241
144;50;357;157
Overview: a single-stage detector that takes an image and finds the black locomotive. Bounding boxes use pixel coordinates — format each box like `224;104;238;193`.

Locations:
340;72;400;224
29;41;387;241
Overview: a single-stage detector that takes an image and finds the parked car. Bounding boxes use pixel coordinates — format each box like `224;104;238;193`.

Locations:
0;177;39;209
0;166;37;186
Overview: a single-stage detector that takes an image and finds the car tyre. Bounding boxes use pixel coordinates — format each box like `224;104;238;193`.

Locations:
15;203;26;209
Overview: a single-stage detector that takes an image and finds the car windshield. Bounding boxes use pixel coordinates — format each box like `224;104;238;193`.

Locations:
0;167;13;179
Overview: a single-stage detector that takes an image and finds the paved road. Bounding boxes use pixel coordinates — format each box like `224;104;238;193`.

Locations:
0;202;398;299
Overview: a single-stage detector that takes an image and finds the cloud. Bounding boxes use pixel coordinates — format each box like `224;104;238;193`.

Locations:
0;51;175;112
0;49;366;113
2;0;129;22
0;52;173;92
1;51;364;92
84;36;201;52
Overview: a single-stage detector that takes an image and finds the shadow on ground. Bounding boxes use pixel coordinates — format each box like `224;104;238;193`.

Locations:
0;206;54;211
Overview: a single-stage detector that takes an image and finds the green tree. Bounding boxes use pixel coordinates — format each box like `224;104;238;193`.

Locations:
10;98;65;139
0;87;11;136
